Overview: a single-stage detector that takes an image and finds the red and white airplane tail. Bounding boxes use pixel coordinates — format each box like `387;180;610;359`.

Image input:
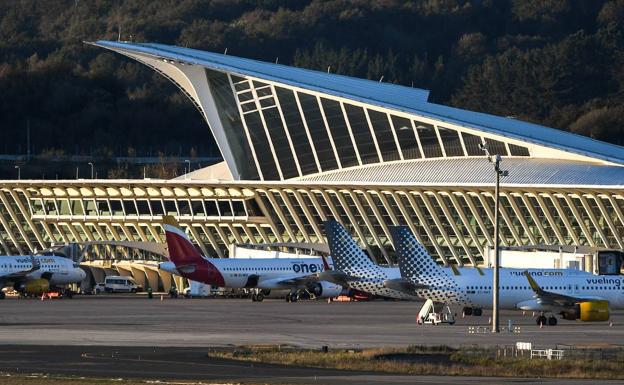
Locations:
161;216;224;286
163;215;204;266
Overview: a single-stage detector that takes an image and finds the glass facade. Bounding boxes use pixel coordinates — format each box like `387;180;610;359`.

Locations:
298;93;339;171
205;71;259;180
206;70;530;181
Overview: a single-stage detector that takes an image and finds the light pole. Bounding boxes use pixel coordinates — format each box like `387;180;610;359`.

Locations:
88;162;94;179
184;159;191;179
14;165;20;180
479;143;508;333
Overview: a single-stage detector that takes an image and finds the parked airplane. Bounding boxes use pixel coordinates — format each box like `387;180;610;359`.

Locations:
324;220;528;301
392;225;623;325
159;216;343;301
0;254;86;298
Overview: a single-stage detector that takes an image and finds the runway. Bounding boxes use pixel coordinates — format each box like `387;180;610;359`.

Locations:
0;345;621;385
0;296;622;349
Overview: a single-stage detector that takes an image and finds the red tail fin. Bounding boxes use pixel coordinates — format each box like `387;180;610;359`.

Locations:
163;216;204;266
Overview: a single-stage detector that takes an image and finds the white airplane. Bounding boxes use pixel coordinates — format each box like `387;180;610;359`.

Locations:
324;220;556;302
0;254;87;299
392;225;624;325
159;216;343;302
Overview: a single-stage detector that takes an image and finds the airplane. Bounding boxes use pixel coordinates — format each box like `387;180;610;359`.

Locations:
159;216;343;302
0;254;87;299
324;220;536;301
392;225;624;325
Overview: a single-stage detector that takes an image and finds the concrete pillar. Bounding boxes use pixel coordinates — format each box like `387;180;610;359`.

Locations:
88;266;106;284
157;270;173;293
140;265;161;292
115;264;133;278
129;264;147;289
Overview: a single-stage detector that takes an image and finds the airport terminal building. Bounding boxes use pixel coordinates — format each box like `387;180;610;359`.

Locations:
1;40;623;269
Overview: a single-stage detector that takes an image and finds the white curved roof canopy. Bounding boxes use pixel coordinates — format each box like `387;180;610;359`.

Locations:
91;40;624;176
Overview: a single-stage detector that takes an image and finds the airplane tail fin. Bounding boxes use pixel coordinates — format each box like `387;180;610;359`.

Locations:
390;226;446;279
323;221;380;275
162;215;204;266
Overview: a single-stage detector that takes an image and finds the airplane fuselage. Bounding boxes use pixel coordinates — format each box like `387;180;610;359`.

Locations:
414;268;624;311
0;255;86;287
160;257;338;290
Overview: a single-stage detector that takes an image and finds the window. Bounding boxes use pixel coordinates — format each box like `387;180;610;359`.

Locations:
190;200;205;217
462;132;484;156
178;199;192;216
206;70;259;180
298;92;338;171
218;201;233;217
97;200;110;216
262;106;299;178
122;200;137;215
438;127;464;157
205;200;219;216
275;87;318;175
164;200;177;216
509;143;530;156
320;98;358;167
392;116;421;159
368;109;400;161
344;104;378;164
110;200;123;215
150;200;164;215
415;123;442;158
484;137;508;156
244;110;280;180
136;200;151;215
232;201;247;216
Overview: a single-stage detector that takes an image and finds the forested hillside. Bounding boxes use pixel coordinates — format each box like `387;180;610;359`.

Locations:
1;0;623;161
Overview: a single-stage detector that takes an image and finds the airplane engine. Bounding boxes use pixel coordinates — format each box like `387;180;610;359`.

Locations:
16;279;50;295
562;301;610;322
308;282;343;298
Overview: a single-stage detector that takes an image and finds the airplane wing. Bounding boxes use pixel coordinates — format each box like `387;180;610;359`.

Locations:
316;270;361;286
523;271;605;307
1;256;40;280
383;278;428;294
260;271;352;288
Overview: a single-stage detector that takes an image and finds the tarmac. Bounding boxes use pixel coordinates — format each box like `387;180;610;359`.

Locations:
0;296;623;384
0;296;622;349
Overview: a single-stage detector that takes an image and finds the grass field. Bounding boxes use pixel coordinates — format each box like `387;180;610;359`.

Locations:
209;345;624;380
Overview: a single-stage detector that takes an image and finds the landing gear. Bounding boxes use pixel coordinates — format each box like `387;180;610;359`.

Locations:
286;291;299;303
0;291;5;300
462;307;482;316
251;290;265;302
535;313;558;326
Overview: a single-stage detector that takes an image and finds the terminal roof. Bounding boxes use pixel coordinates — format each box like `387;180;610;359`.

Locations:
92;40;624;165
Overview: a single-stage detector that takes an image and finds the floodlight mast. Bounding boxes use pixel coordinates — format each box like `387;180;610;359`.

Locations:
479;143;508;333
